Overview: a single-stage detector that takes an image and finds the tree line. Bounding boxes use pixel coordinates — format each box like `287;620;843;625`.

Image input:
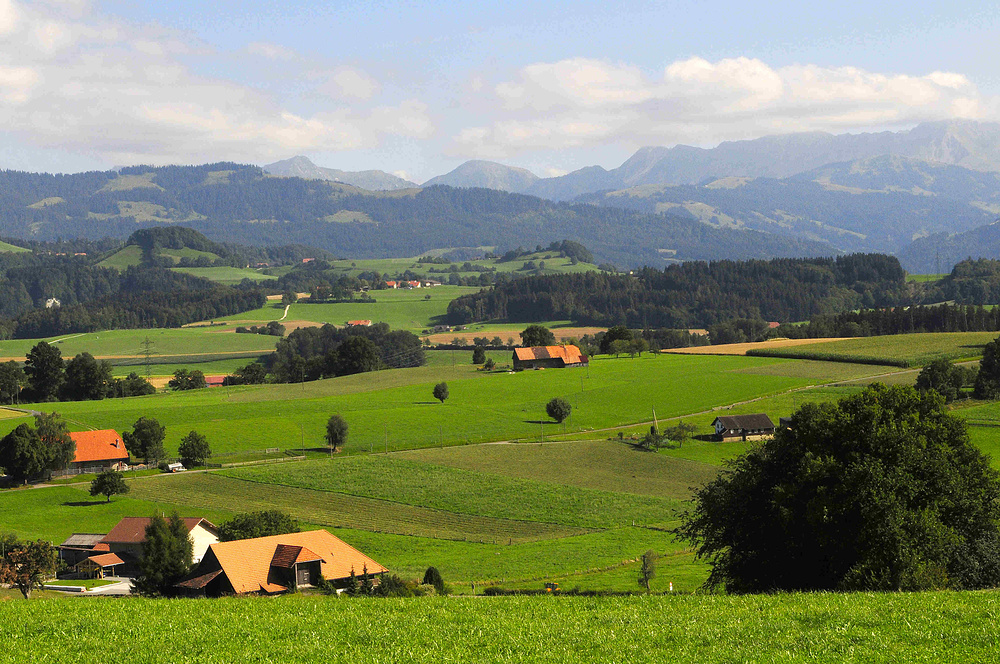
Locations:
447;254;909;328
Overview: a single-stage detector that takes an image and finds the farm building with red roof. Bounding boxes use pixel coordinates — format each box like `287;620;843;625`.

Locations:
68;429;129;471
512;345;589;371
100;517;219;568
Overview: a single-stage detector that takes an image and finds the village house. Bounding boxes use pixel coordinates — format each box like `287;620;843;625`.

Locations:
68;429;129;472
711;414;776;442
346;319;372;327
512;345;589;371
100;517;219;569
176;530;387;597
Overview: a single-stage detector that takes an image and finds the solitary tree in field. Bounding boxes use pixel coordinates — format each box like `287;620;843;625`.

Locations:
178;431;211;467
638;550;658;593
325;414;349;452
546;397;572;423
472;346;486;365
0;538;58;599
90;469;130;502
676;383;1000;593
433;382;449;403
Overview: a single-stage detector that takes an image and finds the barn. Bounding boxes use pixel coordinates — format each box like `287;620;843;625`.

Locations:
176;530;388;596
512;345;589;371
711;414;776;442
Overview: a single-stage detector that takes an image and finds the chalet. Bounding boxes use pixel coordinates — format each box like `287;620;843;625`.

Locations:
176;530;387;597
68;429;129;472
100;517;219;569
346;319;372;327
58;534;107;567
712;414;776;442
512;345;588;371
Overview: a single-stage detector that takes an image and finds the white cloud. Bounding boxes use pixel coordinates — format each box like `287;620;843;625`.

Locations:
456;56;994;156
247;41;296;61
0;4;432;165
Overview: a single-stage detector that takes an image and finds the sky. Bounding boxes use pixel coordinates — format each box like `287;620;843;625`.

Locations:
0;0;998;181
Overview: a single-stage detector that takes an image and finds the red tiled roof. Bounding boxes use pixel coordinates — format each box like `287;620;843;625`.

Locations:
346;320;372;326
85;552;125;568
101;517;217;544
91;542;110;552
513;345;587;364
70;430;129;464
205;530;387;594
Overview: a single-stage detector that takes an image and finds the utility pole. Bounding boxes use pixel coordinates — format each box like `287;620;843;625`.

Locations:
140;336;154;379
384;423;388;454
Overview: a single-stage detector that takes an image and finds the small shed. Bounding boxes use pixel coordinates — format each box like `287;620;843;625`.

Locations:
712;414;776;442
75;552;125;579
58;534;107;567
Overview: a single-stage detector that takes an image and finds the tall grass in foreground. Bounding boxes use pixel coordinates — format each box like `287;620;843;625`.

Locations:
1;593;998;663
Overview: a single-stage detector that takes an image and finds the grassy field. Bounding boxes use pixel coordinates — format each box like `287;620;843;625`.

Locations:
0;354;899;457
747;331;999;366
315;251;600;281
0;240;30;253
171;266;279;284
2;593;999;663
0;327;279;362
96;244;142;269
216;286;483;332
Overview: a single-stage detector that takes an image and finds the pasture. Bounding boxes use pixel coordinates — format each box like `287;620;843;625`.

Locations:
0;354;901;457
2;593;999;663
170;266;278;284
746;331;999;366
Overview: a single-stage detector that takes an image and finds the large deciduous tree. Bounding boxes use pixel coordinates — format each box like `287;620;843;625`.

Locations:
24;341;64;401
975;336;1000;399
132;513;193;597
0;361;26;404
178;431;210;467
676;383;1000;593
122;417;166;464
0;424;47;484
0;538;58;599
90;469;130;502
546;397;572;423
62;352;114;401
34;412;75;472
433;382;449;404
325;415;348;451
519;325;555;348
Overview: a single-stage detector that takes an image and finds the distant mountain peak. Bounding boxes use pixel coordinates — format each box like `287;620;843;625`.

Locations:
263;156;417;191
422;160;539;192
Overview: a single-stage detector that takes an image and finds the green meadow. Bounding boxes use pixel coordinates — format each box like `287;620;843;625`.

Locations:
2;593;999;663
750;331;998;366
0;354;900;457
170;266;279;284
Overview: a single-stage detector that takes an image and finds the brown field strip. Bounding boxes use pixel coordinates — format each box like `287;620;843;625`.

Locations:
665;337;849;356
425;327;605;344
129;472;590;543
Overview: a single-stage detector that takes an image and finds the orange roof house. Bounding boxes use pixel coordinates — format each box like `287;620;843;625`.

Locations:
69;430;129;470
176;530;387;596
512;345;588;371
346;319;372;327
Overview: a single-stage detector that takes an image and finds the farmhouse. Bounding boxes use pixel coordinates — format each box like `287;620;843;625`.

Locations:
68;429;129;472
712;414;776;442
57;534;107;567
176;530;387;597
513;345;589;371
346;319;372;327
99;517;219;570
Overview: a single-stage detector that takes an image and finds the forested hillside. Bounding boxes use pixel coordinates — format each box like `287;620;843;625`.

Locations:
0;163;835;268
446;254;909;328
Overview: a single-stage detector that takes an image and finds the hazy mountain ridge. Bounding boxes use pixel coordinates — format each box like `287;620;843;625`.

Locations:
427;120;1000;202
422;160;540;192
0;163;836;268
900;222;1000;274
264;156;417;191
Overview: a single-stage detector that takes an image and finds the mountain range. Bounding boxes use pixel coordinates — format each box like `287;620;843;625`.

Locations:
264;156;417;190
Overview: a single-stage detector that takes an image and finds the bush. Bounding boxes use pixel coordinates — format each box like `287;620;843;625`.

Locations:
422;566;446;595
